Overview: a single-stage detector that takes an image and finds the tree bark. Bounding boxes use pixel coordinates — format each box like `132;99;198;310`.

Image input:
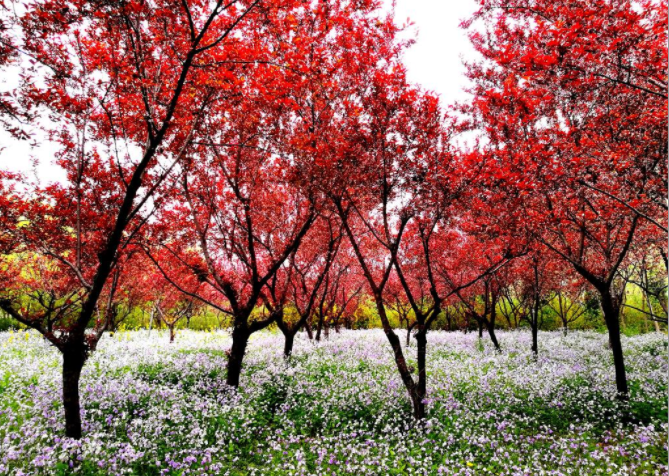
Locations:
486;320;501;351
643;287;662;332
531;319;538;356
372;294;422;419
530;301;539;356
415;329;427;419
600;290;628;398
227;326;250;387
486;293;502;352
315;313;323;341
531;264;540;356
148;307;155;336
62;349;86;439
283;330;295;357
303;320;313;340
169;325;175;343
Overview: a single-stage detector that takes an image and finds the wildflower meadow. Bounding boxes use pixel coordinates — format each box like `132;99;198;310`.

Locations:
0;329;666;475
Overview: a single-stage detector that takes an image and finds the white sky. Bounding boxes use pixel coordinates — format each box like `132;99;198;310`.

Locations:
393;0;478;105
0;1;478;185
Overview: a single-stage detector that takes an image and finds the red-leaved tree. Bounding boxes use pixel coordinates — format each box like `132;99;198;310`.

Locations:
464;0;667;397
0;0;313;438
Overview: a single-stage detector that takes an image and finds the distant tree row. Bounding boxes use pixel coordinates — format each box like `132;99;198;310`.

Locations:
3;241;664;340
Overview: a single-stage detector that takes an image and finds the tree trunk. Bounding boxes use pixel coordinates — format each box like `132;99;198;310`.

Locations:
600;290;628;399
562;322;568;336
531;318;538;356
486;295;502;352
148;308;155;336
362;292;425;419
372;295;422;419
478;319;483;339
62;349;86;439
643;288;661;332
383;323;421;420
531;302;539;356
315;313;323;341
415;329;427;419
227;326;250;387
169;325;175;343
283;330;295;357
486;320;501;351
303;320;313;340
531;265;540;356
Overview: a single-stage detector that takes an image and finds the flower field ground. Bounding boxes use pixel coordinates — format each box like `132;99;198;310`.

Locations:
0;330;666;476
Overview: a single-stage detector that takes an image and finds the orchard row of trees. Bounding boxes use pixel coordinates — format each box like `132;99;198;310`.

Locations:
29;244;658;339
4;226;664;339
0;0;666;438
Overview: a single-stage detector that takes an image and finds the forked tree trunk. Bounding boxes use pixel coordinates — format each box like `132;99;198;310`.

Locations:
227;325;250;387
62;348;86;439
